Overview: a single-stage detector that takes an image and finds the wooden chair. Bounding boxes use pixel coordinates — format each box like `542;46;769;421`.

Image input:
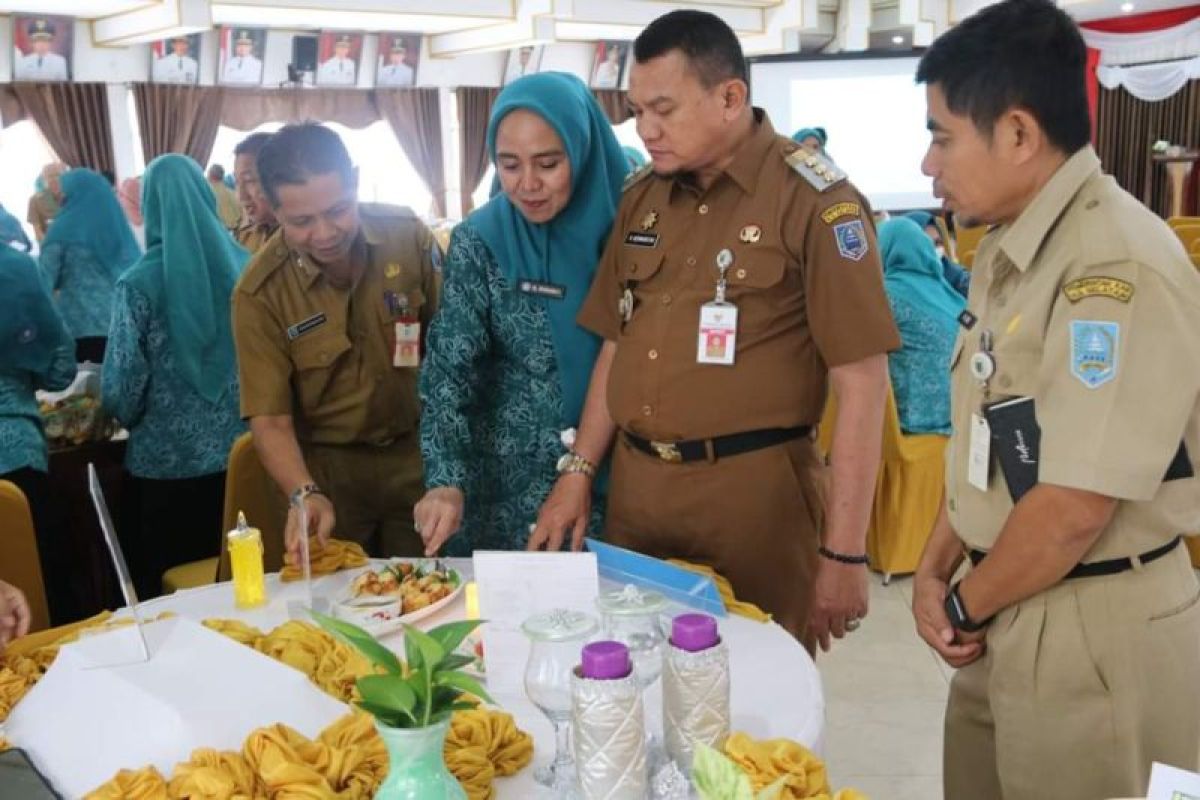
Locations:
1172;223;1200;255
1167;215;1200;230
161;432;287;592
0;481;50;633
818;386;948;582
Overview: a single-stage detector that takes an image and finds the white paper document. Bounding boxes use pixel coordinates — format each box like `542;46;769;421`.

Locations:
5;617;347;798
1148;762;1200;800
473;551;599;698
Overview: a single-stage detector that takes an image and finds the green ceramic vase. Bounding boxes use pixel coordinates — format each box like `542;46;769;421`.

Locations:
374;717;466;800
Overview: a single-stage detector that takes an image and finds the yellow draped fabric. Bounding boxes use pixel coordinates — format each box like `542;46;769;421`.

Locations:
724;732;867;800
668;560;773;623
279;538;369;582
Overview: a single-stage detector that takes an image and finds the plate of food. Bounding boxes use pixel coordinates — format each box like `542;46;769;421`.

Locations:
335;561;463;635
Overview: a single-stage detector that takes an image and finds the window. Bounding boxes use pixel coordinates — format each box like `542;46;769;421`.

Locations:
0;120;59;250
208;120;434;216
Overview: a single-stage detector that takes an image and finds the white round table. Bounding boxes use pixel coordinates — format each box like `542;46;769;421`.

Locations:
134;560;825;797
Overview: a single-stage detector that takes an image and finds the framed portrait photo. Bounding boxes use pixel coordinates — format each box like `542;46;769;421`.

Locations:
503;45;544;85
150;33;202;85
376;32;422;88
219;26;267;86
589;40;627;90
13;15;73;82
316;30;364;87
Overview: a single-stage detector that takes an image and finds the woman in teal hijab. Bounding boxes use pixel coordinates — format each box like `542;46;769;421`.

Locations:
39;168;141;362
903;210;970;297
0;204;32;252
791;126;828;154
416;72;628;557
101;154;249;597
0;244;78;623
878;217;966;435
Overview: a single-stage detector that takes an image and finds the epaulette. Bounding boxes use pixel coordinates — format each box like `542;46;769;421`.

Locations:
784;147;846;192
235;239;290;294
622;162;653;192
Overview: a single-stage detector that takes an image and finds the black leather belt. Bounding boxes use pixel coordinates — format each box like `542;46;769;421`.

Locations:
624;426;811;464
968;535;1182;580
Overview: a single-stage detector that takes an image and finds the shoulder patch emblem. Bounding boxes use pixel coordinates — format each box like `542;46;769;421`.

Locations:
1062;276;1133;304
833;219;869;262
1070;320;1119;388
821;202;861;225
785;148;846;193
622;163;653;192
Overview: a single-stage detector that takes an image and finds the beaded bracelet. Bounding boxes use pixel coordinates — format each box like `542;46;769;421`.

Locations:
818;546;869;565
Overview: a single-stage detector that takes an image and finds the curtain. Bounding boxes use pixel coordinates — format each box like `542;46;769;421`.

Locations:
1095;80;1200;217
220;88;381;131
12;83;115;173
456;87;499;217
1097;56;1200;102
0;85;26;128
133;83;225;167
376;89;446;218
1080;11;1200;65
593;89;631;125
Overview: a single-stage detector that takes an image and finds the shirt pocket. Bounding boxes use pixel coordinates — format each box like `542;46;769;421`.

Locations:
722;255;789;330
290;329;352;410
622;252;666;286
990;347;1042;400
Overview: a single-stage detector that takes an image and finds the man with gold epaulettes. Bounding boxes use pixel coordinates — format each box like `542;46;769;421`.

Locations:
529;10;900;651
233;132;279;255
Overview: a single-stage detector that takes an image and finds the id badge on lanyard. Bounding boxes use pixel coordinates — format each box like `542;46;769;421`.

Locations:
696;248;738;366
967;329;996;491
385;290;421;368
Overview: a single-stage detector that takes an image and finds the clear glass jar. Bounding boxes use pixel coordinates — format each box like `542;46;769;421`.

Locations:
596;585;668;691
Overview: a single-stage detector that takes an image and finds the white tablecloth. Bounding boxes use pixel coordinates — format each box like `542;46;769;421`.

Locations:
131;560;825;798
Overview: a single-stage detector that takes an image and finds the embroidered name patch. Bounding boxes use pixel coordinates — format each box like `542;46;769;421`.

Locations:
518;280;566;300
957;309;978;330
1062;276;1134;304
820;202;861;225
833;219;869;262
286;313;327;341
1070;320;1119;388
624;231;659;248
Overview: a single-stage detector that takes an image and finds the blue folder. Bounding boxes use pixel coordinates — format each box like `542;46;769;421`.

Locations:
585;538;726;617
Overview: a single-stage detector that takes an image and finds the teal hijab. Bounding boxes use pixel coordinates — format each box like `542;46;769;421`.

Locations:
42;168;141;281
471;72;629;428
904;210;935;230
0;204;31;252
0;244;72;373
121;155;249;403
878;218;965;323
622;146;647;170
791;127;827;147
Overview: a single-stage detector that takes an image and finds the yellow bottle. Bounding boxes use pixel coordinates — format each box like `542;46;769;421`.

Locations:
228;511;266;609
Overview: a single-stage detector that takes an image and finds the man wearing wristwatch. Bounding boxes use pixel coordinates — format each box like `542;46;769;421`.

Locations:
232;123;441;561
911;3;1200;799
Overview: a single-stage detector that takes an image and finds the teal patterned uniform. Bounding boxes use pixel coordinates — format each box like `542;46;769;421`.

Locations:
419;223;604;554
40;242;120;340
0;348;75;475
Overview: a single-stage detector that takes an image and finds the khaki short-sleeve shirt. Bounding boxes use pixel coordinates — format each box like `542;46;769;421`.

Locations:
576;110;900;440
235;221;278;256
946;147;1200;559
233;203;441;445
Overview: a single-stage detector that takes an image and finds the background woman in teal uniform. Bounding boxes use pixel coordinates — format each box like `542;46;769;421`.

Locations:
414;72;627;556
39;168;141;362
102;155;249;597
904;209;970;297
0;243;78;623
877;217;965;435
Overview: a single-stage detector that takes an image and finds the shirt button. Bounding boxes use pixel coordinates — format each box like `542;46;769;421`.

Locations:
641;405;653;417
661;294;672;306
648;349;659;360
698;204;709;215
686;256;697;266
630;264;638;274
949;498;957;512
995;295;1007;308
999;374;1012;388
736;268;747;280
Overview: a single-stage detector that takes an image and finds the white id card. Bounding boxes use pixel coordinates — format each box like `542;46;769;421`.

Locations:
968;412;991;492
696;302;738;365
394;321;421;367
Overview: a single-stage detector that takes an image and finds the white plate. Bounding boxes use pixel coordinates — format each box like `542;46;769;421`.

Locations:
334;570;464;637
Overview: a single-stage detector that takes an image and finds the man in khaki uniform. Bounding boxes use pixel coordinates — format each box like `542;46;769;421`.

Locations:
910;2;1200;798
530;10;899;649
233;132;279;254
232;123;440;559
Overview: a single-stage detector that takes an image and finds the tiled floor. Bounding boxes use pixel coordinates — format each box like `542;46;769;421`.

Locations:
817;575;949;800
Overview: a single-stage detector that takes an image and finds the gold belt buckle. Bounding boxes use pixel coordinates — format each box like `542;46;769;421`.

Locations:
649;440;682;463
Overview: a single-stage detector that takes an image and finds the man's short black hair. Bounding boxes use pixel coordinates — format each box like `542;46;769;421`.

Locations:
916;0;1090;155
255;122;353;207
634;10;747;88
207;164;225;180
234;131;273;159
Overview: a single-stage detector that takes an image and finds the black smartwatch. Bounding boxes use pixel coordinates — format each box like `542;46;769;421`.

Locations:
944;581;992;633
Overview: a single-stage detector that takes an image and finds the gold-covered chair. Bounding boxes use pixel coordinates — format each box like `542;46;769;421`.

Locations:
1172;223;1200;255
161;432;287;592
953;224;989;269
0;480;50;633
818;387;948;582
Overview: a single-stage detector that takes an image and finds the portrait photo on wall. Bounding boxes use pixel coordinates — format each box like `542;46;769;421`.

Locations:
590;40;627;89
151;34;202;85
503;45;544;84
219;26;266;86
316;30;363;87
376;32;422;87
12;15;73;82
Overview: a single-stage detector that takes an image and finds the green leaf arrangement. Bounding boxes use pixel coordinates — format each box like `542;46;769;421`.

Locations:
692;743;788;800
313;612;493;729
